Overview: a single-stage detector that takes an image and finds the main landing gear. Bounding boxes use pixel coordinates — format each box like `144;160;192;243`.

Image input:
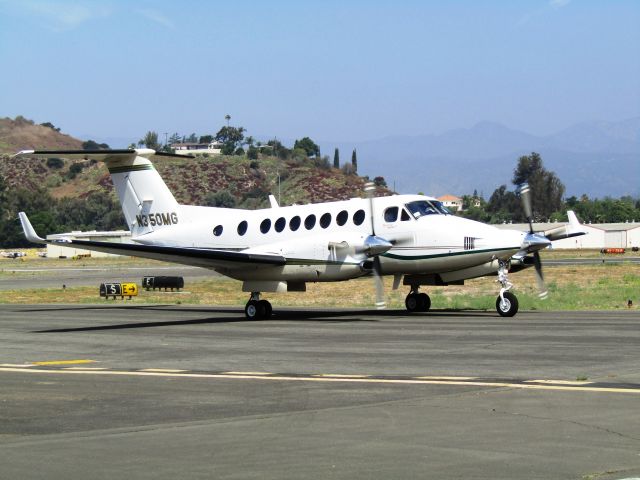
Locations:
405;287;431;313
245;292;272;320
496;262;519;317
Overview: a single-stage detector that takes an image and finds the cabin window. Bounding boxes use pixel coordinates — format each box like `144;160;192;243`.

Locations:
275;217;286;232
289;215;301;231
320;213;331;229
336;210;348;226
304;214;316;230
384;207;398;222
353;209;365;226
237;220;248;235
260;218;271;234
213;225;223;236
401;209;411;221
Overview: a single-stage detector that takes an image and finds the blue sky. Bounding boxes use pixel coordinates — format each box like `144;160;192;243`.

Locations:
0;0;638;143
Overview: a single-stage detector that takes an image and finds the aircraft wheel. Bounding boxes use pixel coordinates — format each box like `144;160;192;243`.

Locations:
417;293;431;312
245;300;266;319
496;292;519;317
259;300;272;319
405;293;418;312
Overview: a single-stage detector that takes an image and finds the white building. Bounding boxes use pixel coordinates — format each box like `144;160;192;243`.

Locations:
438;194;463;212
46;230;131;258
171;141;223;156
495;221;640;249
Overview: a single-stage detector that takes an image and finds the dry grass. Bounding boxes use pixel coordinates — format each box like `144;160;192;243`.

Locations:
1;257;638;311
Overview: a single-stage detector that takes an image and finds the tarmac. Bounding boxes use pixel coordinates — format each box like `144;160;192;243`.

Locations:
1;305;639;479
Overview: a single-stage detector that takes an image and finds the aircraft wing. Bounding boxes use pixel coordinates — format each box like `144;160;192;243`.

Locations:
18;212;285;270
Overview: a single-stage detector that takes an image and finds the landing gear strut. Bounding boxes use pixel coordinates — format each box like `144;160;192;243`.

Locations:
496;261;518;317
244;292;272;320
405;287;431;313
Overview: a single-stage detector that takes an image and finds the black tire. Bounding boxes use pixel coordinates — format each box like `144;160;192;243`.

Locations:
245;300;266;319
496;292;519;317
259;300;272;319
418;293;431;312
405;293;418;312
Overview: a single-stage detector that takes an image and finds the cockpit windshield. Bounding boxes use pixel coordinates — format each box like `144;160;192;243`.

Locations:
405;200;451;218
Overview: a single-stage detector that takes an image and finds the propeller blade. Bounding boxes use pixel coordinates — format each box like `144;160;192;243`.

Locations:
364;182;385;309
533;251;548;299
373;256;386;309
519;183;534;233
364;182;376;235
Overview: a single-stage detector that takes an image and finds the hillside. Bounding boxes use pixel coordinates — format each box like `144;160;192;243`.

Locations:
0;116;82;153
0;117;388;209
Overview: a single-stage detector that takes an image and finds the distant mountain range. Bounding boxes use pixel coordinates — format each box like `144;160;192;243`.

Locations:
322;117;640;199
78;118;639;199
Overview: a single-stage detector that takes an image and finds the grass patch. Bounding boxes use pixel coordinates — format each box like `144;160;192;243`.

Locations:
0;260;638;311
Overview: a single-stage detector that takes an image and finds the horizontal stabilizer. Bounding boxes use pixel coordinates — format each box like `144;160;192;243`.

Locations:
14;148;193;162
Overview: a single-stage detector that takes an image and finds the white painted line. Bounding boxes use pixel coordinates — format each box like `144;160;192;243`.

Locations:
139;368;187;373
525;379;594;385
0;367;639;395
222;371;272;376
63;367;109;371
314;374;371;378
0;363;34;368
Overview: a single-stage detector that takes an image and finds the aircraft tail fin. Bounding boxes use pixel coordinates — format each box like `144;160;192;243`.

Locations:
15;149;189;236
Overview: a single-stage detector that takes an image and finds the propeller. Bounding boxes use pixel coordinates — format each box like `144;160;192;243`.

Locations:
364;182;387;309
519;184;548;299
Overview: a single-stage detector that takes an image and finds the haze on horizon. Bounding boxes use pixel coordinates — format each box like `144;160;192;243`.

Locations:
0;0;638;143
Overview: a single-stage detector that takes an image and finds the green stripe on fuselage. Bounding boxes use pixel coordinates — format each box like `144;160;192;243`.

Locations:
108;164;154;174
381;246;517;261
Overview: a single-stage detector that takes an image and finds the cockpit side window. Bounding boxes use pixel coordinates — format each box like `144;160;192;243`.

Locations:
405;200;451;219
401;209;411;221
384;206;398;222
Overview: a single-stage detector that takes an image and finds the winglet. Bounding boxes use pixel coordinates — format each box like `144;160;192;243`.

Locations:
268;194;279;208
18;212;46;244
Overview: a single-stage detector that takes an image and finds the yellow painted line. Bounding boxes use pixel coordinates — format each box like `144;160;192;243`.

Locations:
32;359;96;366
314;374;371;378
415;376;477;381
1;367;639;395
222;371;272;376
139;368;187;373
0;363;34;368
525;379;594;386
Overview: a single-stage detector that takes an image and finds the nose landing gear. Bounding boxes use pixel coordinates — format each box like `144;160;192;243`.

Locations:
245;292;273;320
405;287;431;313
496;262;518;317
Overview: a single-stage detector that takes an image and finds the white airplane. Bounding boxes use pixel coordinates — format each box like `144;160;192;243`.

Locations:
15;148;585;319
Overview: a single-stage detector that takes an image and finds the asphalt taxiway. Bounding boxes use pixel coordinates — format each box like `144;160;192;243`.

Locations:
1;305;639;479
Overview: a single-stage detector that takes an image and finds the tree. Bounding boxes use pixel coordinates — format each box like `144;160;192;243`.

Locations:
139;131;161;150
168;133;181;145
82;140;109;150
247;145;259;160
205;190;236;208
199;135;213;144
333;148;340;169
512;152;565;222
351;149;358;173
215;125;245;155
373;176;387;187
293;137;320;157
40;122;61;132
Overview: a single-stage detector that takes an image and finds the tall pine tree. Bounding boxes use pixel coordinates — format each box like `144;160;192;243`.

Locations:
333;148;340;169
351;149;357;173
